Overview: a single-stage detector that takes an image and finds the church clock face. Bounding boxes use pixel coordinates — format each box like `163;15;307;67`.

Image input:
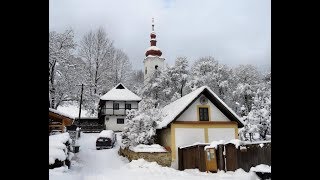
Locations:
200;96;208;105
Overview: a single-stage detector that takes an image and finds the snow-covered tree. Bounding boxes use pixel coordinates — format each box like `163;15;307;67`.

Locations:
126;70;144;95
78;28;133;114
233;83;255;113
238;72;271;141
53;55;87;109
187;56;233;105
141;67;166;108
233;64;262;85
49;29;76;109
169;57;189;97
104;49;133;92
122;108;161;147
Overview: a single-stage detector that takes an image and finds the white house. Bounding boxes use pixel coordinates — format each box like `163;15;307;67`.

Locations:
156;86;244;168
98;83;142;132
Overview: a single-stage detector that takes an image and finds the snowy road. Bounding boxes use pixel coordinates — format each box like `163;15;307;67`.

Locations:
49;133;260;180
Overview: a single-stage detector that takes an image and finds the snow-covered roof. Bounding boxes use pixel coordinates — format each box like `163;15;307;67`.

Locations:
49;108;75;120
145;55;165;59
100;83;142;101
157;86;244;129
98;130;114;138
147;46;160;51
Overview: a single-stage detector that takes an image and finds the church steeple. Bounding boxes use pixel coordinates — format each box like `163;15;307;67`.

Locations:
143;18;165;85
145;18;162;57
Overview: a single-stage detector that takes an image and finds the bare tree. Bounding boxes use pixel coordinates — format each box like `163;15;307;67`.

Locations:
79;27;114;95
79;28;133;114
107;49;132;86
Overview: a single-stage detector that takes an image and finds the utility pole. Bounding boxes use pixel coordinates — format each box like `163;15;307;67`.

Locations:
78;84;84;120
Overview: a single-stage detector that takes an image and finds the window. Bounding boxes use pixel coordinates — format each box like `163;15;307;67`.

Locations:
115;84;125;89
113;103;119;110
199;107;209;121
155;65;158;69
145;67;147;75
125;104;131;110
117;118;124;124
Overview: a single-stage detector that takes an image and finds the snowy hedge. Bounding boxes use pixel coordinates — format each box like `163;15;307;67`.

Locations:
49;132;74;169
122;109;161;147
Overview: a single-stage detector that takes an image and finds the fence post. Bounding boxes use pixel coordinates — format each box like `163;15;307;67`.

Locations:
178;147;183;170
217;144;225;171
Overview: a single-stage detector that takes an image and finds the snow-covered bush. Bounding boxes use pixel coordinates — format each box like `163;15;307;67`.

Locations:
49;132;74;169
122;108;162;147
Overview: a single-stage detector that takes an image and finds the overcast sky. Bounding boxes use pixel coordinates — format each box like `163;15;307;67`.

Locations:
49;0;270;71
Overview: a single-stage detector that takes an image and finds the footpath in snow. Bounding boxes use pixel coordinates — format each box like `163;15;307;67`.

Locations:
49;133;260;180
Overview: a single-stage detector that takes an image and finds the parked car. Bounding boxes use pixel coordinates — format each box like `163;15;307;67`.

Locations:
96;130;116;150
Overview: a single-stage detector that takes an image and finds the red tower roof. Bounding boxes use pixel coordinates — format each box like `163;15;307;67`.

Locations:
145;18;162;57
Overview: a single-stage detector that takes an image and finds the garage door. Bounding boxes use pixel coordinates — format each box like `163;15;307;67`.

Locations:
173;128;205;168
207;128;236;142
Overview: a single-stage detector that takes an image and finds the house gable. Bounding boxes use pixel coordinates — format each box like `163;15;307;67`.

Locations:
176;94;229;122
158;86;244;129
100;83;142;101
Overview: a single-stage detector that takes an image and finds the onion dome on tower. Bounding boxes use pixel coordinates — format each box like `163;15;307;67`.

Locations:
145;18;163;57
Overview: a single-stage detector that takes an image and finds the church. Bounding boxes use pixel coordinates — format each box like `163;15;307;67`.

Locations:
143;18;165;84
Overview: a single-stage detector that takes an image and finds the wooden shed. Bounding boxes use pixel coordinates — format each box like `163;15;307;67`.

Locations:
49;108;74;133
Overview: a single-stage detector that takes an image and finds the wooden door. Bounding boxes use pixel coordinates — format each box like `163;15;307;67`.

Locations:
205;148;218;172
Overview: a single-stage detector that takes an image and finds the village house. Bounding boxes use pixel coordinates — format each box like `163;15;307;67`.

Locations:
98;83;142;132
156;86;245;168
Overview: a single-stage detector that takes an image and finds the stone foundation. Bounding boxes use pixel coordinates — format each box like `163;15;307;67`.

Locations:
119;147;172;167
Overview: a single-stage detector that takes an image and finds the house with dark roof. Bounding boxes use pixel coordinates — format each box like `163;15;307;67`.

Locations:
156;86;244;168
98;83;142;132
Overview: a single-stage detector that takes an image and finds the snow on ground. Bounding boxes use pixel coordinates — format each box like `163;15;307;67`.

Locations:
129;144;167;152
49;133;260;180
250;164;271;173
57;102;93;118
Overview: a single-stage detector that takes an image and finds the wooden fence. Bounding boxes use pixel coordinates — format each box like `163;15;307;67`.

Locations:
74;118;105;132
225;142;271;172
178;142;271;173
178;144;207;171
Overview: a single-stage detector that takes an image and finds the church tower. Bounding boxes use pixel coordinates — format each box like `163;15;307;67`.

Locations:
144;18;165;84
